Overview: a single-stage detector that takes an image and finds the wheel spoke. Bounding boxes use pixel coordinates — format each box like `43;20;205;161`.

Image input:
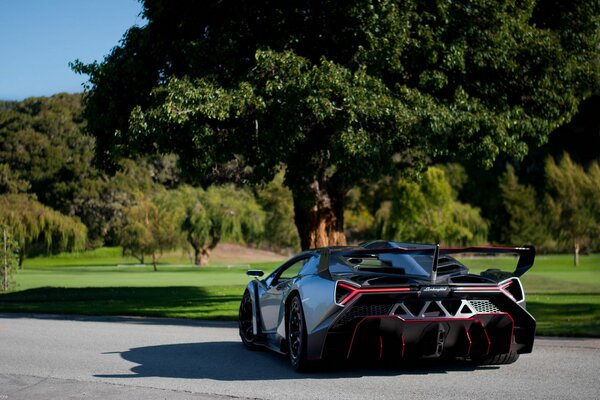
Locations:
239;293;255;343
288;297;304;362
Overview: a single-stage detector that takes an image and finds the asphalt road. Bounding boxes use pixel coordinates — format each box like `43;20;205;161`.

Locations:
1;313;599;400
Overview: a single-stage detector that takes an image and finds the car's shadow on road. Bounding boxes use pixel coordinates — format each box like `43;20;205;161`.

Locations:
95;341;497;381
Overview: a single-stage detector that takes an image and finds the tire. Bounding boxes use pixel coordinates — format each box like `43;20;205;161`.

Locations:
239;290;259;350
477;351;520;365
287;295;311;371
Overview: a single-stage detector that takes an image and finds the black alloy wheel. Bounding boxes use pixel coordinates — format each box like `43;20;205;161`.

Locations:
239;290;258;350
288;295;310;371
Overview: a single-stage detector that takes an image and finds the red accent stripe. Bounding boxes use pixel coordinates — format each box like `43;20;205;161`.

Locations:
337;282;412;306
465;326;472;356
474;320;491;355
400;334;405;358
345;314;513;360
499;281;517;302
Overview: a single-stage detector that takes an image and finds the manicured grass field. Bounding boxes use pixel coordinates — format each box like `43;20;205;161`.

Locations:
0;286;243;320
1;248;599;337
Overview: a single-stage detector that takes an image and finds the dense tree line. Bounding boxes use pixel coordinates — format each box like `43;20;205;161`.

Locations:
72;0;598;249
1;1;598;279
0;91;599;272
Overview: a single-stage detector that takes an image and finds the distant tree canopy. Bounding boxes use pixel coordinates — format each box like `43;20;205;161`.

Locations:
256;172;300;252
499;164;549;248
161;185;265;265
74;0;598;250
0;93;96;212
119;191;180;270
545;154;600;265
0;194;87;266
0;225;19;291
0;101;18;113
71;155;181;246
376;167;488;246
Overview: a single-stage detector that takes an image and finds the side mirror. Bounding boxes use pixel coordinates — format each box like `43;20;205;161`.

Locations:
246;269;264;277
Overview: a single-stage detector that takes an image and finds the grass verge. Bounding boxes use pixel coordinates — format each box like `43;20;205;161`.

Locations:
527;294;600;337
1;249;599;337
0;286;245;320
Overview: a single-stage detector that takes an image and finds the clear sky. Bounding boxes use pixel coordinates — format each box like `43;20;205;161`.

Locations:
0;0;146;100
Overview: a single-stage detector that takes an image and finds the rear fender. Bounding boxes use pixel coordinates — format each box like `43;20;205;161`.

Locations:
246;281;260;336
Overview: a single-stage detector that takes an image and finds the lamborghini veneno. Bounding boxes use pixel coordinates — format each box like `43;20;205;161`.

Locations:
238;241;536;371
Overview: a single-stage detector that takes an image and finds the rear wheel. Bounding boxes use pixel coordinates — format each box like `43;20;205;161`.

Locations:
239;290;259;350
287;295;311;371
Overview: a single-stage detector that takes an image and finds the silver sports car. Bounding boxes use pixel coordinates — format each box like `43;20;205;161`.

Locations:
239;241;536;371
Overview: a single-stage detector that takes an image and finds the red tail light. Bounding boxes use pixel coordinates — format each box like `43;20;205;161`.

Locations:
335;282;411;306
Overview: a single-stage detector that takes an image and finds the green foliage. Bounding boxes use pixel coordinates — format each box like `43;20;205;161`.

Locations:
163;185;265;265
0;163;30;194
0;226;19;291
0;93;96;211
437;163;469;197
344;187;376;243
0;194;87;266
499;164;552;248
75;0;599;249
69;154;181;246
545;154;600;262
256;172;300;251
0;100;18;112
378;167;488;246
119;192;181;270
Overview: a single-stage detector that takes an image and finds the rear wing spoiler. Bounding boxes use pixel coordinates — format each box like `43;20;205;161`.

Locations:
439;245;536;278
345;242;536;279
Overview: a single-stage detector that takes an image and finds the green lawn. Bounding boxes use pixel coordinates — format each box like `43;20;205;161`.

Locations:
0;286;244;320
1;248;599;337
527;294;600;337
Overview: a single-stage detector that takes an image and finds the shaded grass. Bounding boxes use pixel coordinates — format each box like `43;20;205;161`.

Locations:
0;286;245;320
527;294;600;337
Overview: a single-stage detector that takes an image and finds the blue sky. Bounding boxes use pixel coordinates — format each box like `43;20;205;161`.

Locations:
0;0;145;100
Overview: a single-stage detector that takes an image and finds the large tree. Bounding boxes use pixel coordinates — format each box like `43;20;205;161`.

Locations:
162;185;265;265
0;194;87;267
376;167;488;246
119;192;181;270
74;0;599;249
498;164;550;247
545;154;600;265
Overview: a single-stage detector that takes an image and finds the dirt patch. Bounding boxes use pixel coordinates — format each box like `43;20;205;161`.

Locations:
209;243;286;265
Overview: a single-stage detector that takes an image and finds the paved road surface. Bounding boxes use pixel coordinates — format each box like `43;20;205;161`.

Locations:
1;313;599;399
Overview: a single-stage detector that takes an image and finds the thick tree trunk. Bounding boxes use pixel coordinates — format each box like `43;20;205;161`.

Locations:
197;249;210;266
574;242;580;267
2;229;8;291
191;244;209;266
152;253;158;271
18;249;24;269
192;246;202;266
293;180;347;250
190;236;220;266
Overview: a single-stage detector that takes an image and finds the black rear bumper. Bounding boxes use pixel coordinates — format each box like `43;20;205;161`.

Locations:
319;292;536;362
